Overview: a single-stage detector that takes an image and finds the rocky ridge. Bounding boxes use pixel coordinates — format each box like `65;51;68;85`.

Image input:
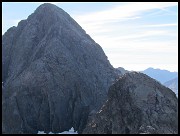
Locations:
83;72;178;134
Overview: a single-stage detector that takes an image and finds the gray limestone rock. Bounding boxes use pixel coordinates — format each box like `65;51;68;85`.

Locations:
83;72;178;134
2;3;117;134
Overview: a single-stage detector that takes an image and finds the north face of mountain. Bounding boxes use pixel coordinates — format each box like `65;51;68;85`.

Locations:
2;3;117;134
83;72;178;134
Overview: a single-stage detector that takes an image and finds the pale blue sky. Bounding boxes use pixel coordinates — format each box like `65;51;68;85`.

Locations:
2;2;178;72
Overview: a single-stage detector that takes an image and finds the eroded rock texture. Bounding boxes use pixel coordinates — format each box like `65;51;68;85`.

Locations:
2;3;117;134
83;72;178;134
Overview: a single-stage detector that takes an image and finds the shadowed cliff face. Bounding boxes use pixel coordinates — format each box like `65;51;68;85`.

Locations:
2;3;117;134
83;72;178;134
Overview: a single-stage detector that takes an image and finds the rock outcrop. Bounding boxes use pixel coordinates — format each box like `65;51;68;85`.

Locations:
2;3;117;134
115;67;129;76
83;72;178;134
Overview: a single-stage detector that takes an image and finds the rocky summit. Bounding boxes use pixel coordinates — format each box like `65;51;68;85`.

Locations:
83;72;178;134
2;3;117;134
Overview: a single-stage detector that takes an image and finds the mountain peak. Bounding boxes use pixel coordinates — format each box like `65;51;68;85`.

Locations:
2;3;116;134
30;3;65;21
38;3;58;8
34;3;63;14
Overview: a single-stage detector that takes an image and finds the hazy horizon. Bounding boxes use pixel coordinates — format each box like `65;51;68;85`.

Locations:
116;66;178;73
2;2;178;72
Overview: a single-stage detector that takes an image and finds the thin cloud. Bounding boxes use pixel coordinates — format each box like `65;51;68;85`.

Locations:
73;2;177;50
75;2;177;24
108;30;170;41
142;23;177;27
72;2;177;72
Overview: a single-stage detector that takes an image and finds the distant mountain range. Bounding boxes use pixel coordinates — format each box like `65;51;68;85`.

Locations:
164;77;178;97
141;67;178;84
141;68;178;97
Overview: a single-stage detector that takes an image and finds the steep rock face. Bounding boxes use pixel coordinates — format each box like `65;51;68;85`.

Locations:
2;3;117;134
83;72;178;134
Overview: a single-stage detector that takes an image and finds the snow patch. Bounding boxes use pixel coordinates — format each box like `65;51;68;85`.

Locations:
38;127;78;134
